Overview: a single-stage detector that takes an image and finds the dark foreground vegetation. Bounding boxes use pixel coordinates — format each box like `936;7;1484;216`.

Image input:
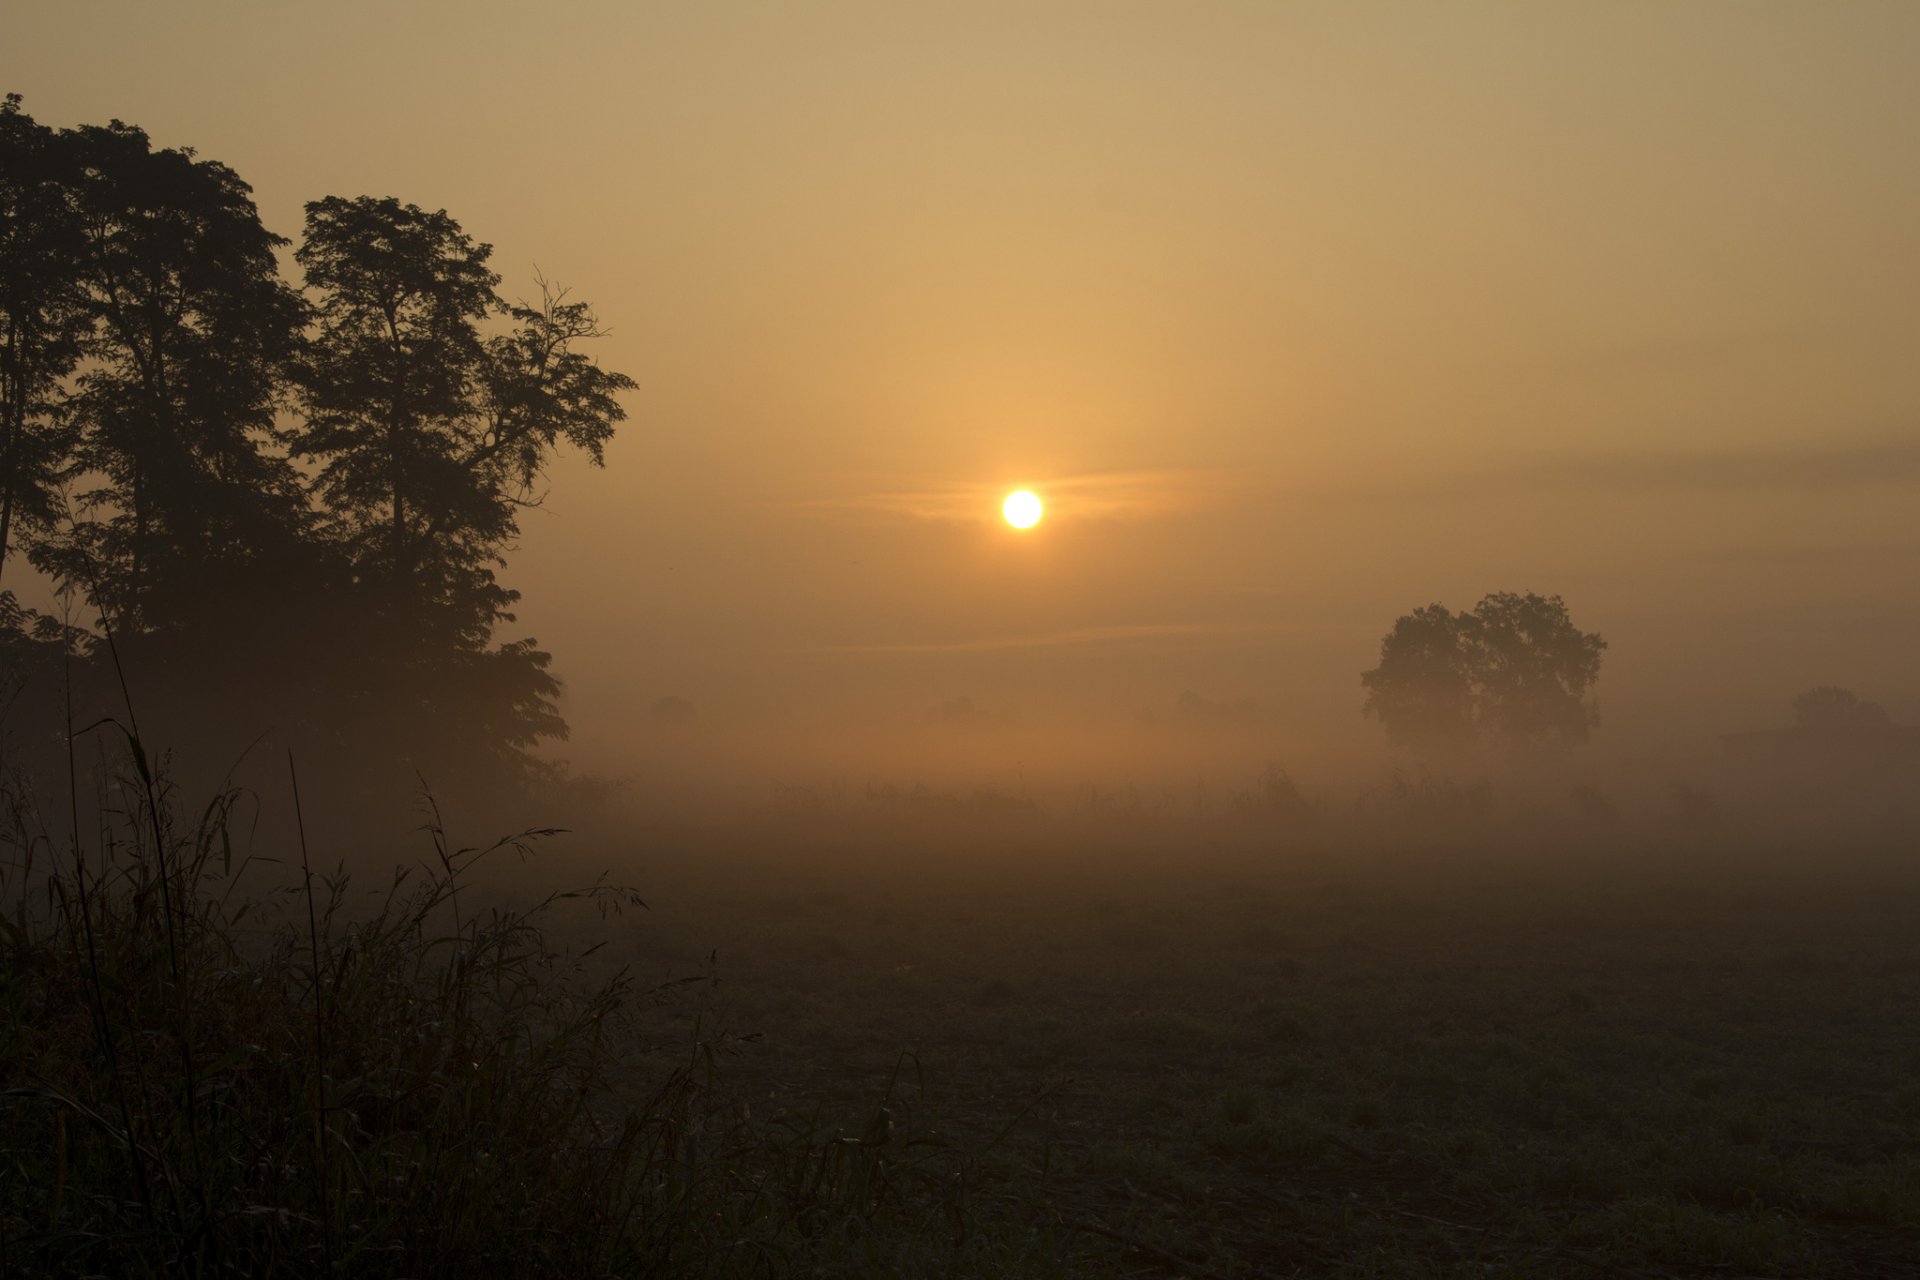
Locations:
11;735;1918;1278
0;739;1064;1278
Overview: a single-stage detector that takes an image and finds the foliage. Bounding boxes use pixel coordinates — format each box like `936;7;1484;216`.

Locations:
0;95;89;590
0;99;636;787
39;116;309;624
1357;603;1475;753
1465;590;1608;745
0;733;1064;1278
0;733;651;1277
1361;591;1606;754
295;195;505;623
1790;685;1891;731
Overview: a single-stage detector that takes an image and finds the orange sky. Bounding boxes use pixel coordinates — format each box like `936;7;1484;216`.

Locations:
9;2;1919;779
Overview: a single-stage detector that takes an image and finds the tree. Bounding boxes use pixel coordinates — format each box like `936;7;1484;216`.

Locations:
475;278;631;502
0;107;634;788
1362;592;1605;754
1461;591;1607;746
1790;686;1890;731
1359;603;1477;753
293;196;633;768
0;96;88;590
293;201;632;633
38;117;307;622
294;195;502;623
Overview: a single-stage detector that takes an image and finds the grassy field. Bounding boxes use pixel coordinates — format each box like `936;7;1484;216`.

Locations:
582;818;1920;1278
9;758;1919;1277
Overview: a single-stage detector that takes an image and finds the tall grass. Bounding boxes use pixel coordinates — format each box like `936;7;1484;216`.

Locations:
0;716;670;1277
0;725;1069;1278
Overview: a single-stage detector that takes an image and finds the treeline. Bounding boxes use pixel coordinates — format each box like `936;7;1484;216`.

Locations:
0;96;633;787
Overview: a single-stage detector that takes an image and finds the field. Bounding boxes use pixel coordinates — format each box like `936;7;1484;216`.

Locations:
580;814;1920;1277
9;768;1920;1278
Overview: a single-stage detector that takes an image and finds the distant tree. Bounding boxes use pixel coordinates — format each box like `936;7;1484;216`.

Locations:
1790;686;1890;731
1362;592;1605;754
1359;603;1478;753
0;96;87;590
650;695;698;726
1174;689;1263;726
1461;591;1607;746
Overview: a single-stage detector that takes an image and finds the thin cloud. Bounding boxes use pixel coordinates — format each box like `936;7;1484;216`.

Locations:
804;620;1289;656
1668;540;1920;567
1370;439;1920;502
797;468;1236;524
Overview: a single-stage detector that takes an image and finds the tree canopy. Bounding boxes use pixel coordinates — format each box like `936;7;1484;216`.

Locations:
0;95;89;593
0;99;634;789
46;117;309;623
1790;686;1891;732
1361;592;1606;756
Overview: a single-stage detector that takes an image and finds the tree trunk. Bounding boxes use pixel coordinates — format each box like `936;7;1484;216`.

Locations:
129;462;143;617
0;477;14;594
1;336;17;592
393;482;406;590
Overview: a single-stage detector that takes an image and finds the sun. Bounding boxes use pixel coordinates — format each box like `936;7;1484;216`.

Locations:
1002;489;1043;529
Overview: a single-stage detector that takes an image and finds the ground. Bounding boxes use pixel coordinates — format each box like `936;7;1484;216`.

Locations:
548;821;1920;1277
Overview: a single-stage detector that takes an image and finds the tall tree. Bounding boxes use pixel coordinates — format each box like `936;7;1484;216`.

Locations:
294;195;501;626
293;197;633;764
0;109;635;788
1362;592;1605;755
0;96;87;591
39;118;306;621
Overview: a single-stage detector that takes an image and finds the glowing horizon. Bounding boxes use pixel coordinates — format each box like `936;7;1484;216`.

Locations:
9;1;1916;769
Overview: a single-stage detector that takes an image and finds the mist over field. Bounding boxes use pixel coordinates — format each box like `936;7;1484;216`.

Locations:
5;4;1920;1277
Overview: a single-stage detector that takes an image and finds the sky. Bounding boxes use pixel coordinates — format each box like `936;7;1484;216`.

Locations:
8;1;1919;785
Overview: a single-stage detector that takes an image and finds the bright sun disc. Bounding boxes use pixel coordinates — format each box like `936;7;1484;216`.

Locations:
1003;489;1043;528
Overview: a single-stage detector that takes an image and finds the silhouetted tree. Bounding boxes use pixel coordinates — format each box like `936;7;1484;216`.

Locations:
35;116;307;622
1462;591;1607;746
650;695;697;726
0;104;635;789
1362;592;1605;754
294;196;502;622
475;277;632;505
292;196;631;772
1359;603;1477;753
0;96;87;590
1789;685;1891;732
294;200;629;628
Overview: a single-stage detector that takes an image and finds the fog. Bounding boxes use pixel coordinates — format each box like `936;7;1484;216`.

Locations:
9;3;1917;829
8;11;1920;1273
